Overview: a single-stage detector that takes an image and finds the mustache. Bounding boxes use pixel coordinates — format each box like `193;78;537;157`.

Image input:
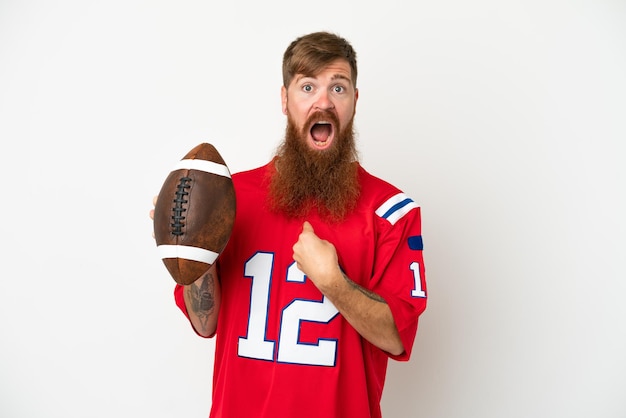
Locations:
305;109;340;128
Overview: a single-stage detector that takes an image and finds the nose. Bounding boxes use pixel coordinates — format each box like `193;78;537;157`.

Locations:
314;90;335;111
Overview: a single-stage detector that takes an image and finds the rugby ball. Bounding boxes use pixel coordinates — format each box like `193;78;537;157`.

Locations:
153;143;236;285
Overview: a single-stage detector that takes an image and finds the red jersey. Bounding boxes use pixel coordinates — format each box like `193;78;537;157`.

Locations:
175;161;427;418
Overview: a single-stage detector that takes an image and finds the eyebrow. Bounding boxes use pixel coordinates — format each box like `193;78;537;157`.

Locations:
330;74;352;83
295;73;352;84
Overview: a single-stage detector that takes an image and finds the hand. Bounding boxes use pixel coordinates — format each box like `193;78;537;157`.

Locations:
149;195;158;237
149;195;158;220
292;221;342;291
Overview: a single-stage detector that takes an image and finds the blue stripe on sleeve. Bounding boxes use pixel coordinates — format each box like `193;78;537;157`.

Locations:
381;198;414;220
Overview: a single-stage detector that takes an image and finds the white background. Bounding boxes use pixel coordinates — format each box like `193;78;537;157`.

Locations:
1;1;625;417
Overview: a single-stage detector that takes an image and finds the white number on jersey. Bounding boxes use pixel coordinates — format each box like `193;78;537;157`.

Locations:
410;261;426;298
238;252;340;366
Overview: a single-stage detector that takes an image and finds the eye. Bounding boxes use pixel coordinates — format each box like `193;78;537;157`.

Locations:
303;84;313;93
333;85;345;94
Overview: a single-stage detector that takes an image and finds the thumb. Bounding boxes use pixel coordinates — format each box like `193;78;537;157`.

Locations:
302;221;314;233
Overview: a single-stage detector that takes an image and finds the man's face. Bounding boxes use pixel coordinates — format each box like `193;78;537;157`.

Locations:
270;59;361;221
281;59;358;152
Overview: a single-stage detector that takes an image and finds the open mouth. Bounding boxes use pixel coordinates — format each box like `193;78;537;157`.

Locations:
310;121;334;149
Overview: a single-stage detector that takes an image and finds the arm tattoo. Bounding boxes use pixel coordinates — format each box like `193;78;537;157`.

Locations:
185;271;215;328
342;273;387;304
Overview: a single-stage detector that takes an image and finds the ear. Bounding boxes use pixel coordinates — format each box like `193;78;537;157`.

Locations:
353;88;359;115
281;86;288;115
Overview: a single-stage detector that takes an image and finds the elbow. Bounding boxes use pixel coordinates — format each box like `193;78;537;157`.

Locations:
383;323;405;356
386;341;405;357
193;323;217;338
373;328;404;355
189;312;219;338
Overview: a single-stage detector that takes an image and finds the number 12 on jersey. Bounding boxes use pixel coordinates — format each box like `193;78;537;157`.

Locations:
238;252;340;367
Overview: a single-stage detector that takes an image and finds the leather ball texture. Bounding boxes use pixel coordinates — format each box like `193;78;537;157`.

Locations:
153;143;236;285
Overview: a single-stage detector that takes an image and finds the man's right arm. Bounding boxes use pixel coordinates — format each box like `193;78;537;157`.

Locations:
183;264;221;337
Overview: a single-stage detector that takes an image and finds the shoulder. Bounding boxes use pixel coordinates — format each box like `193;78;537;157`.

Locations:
357;164;420;226
230;161;274;205
232;161;272;180
231;161;273;187
357;164;397;193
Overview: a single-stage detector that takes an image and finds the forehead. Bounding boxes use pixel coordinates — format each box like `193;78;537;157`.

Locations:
292;59;353;84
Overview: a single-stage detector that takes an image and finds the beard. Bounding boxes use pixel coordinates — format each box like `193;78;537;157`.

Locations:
268;110;361;222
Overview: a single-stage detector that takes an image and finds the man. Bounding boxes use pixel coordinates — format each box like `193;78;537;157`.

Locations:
158;31;427;418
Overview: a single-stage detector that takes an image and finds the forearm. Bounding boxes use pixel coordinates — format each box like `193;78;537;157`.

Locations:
183;265;221;337
321;271;404;356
